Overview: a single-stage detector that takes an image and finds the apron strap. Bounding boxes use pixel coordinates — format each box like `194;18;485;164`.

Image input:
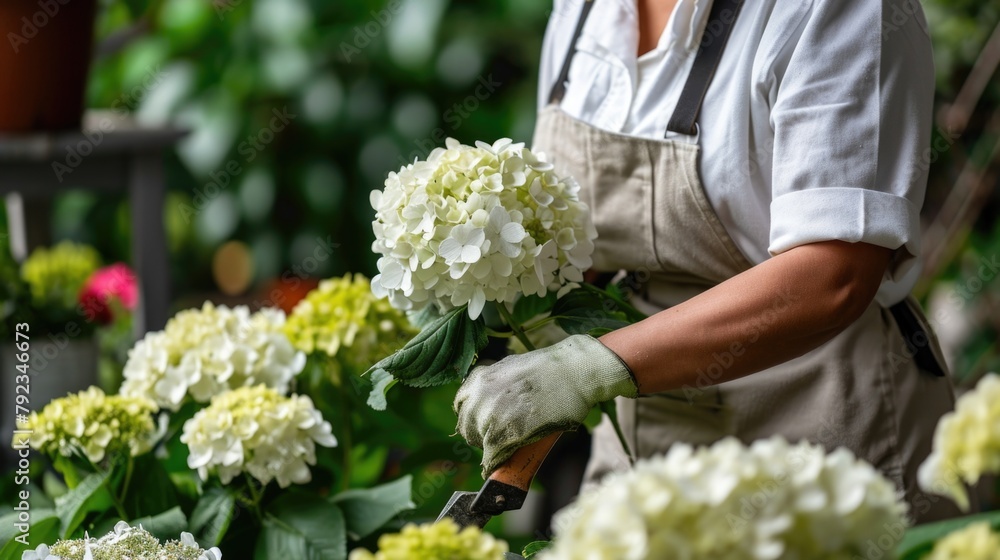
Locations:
548;0;597;105
665;0;745;137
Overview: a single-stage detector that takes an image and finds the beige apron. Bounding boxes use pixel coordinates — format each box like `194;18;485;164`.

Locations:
532;0;961;523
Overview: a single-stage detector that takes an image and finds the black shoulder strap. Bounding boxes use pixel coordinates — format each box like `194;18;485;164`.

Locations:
665;0;745;136
548;0;597;105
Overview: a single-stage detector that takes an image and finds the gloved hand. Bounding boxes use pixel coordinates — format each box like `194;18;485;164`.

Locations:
454;334;638;477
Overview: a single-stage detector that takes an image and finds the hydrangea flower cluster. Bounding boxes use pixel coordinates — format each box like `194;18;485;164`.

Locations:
23;521;222;560
21;241;101;309
20;387;157;463
540;437;907;560
370;138;596;319
926;522;1000;560
918;373;1000;511
120;302;306;411
180;385;336;488
283;273;416;372
348;518;508;560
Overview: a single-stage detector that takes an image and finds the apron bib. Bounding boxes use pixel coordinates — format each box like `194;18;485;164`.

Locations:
532;0;961;523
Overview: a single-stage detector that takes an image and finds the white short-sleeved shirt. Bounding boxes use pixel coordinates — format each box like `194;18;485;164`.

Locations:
537;0;935;305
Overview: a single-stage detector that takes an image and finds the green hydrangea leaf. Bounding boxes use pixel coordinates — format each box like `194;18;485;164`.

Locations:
55;470;114;538
189;486;236;547
551;286;645;336
330;475;415;540
258;491;347;560
512;293;557;325
365;305;488;392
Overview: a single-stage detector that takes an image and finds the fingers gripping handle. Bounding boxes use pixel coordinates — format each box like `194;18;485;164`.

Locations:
470;433;560;515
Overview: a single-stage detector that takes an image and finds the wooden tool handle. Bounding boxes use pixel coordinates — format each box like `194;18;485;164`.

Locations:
487;432;561;492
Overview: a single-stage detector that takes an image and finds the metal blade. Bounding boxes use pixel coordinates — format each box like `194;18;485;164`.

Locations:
436;479;530;529
436;491;493;529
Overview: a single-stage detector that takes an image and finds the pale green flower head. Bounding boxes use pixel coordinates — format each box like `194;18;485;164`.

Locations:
284;273;416;371
180;385;337;488
27;521;222;560
370;138;597;320
918;373;1000;511
120;302;306;411
21;241;101;309
18;387;157;464
541;437;908;560
348;518;508;560
926;522;1000;560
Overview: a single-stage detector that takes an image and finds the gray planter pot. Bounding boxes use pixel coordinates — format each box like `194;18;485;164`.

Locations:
1;338;99;466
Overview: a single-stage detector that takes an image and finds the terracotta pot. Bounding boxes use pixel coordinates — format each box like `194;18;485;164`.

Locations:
0;0;98;132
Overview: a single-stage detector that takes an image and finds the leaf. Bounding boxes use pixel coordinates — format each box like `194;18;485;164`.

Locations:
367;306;464;381
512;293;557;324
257;491;347;560
130;506;189;541
551;288;640;336
0;515;59;560
896;510;1000;560
365;305;488;392
122;454;179;519
189;486;236;547
329;475;415;540
55;471;113;538
522;541;552;558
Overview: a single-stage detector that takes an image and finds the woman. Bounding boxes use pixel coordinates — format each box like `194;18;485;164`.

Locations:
455;0;962;523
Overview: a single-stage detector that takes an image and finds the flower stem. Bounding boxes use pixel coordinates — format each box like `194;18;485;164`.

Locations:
496;303;535;351
119;456;135;505
86;455;129;520
600;401;635;465
244;473;265;523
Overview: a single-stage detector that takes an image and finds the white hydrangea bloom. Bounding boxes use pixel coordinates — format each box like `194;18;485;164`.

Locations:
918;373;1000;511
371;138;596;319
541;437;908;560
121;302;306;411
25;522;222;560
180;385;337;488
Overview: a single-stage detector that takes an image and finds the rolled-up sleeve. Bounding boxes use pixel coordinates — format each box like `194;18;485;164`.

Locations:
767;0;935;302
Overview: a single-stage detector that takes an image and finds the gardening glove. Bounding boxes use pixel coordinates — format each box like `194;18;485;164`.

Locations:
454;334;638;477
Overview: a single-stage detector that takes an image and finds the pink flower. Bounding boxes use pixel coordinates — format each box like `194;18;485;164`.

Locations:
79;263;138;324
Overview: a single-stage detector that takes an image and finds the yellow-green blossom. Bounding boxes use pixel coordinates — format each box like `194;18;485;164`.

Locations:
919;373;1000;511
284;274;416;372
21;241;101;309
120;302;306;411
926;522;1000;560
348;519;508;560
26;521;222;560
18;387;157;463
180;385;336;488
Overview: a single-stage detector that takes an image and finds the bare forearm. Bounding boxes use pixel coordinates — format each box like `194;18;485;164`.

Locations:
599;241;892;394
